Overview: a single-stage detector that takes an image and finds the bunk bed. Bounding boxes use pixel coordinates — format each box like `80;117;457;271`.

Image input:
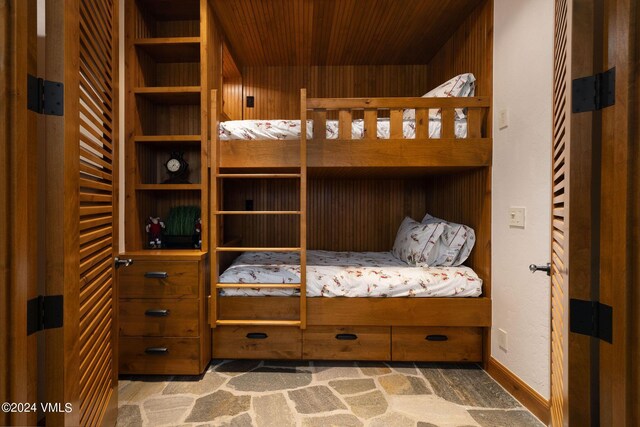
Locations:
120;0;494;375
209;89;492;362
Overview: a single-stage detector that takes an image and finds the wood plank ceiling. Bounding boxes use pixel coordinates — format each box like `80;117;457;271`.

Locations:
211;0;483;66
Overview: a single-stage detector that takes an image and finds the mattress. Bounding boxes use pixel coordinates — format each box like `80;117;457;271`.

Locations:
218;118;468;141
219;250;482;298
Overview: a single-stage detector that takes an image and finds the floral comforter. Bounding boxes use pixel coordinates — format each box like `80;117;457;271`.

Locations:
218;118;468;141
218;250;482;298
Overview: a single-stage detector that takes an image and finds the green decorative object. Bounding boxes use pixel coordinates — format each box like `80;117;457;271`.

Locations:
164;206;201;249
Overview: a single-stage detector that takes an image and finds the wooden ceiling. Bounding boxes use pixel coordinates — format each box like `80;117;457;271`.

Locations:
211;0;484;66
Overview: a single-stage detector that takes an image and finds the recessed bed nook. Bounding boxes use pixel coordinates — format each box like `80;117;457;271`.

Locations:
122;0;493;373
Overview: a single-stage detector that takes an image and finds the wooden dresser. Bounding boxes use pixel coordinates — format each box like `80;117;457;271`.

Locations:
118;251;210;375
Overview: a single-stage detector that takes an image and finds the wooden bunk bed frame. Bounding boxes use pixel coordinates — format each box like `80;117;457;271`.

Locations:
210;89;492;363
218;92;491;170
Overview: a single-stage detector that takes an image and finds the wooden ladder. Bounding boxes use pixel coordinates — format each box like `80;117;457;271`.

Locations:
209;89;307;329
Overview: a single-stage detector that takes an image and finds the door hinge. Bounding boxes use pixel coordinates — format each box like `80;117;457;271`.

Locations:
572;67;615;113
569;299;612;343
27;74;64;116
27;295;64;335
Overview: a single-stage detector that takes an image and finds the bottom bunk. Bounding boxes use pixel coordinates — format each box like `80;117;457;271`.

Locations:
211;172;491;364
212;250;490;363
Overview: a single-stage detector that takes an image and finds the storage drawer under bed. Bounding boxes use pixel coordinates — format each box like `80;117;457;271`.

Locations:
391;326;482;362
302;326;391;360
213;326;302;360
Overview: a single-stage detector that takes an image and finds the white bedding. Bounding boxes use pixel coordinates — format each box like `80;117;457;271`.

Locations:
218;118;468;141
219;250;482;298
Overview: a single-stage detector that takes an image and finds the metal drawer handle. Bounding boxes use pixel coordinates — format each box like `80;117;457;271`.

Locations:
335;333;358;341
145;271;168;279
145;309;169;317
426;334;448;342
144;347;168;355
246;332;268;339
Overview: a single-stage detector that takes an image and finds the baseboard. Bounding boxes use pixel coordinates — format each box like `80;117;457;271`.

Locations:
486;357;550;425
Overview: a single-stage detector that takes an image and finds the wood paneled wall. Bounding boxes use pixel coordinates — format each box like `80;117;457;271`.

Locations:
426;0;493;97
221;41;243;119
222;76;243;120
223;178;429;252
424;169;491;296
241;65;430;119
308;178;428;251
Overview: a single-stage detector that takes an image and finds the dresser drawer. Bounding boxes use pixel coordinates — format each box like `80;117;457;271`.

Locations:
303;326;390;361
119;261;199;298
392;327;482;362
119;299;199;337
213;326;302;360
119;337;201;375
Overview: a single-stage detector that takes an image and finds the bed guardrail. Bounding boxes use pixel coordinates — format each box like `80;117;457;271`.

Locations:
304;93;490;141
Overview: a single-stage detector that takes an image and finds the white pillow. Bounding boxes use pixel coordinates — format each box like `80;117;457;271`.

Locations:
404;73;476;121
421;213;476;266
392;217;446;267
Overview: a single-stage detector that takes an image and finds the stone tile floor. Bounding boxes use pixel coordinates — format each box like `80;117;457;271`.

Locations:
117;361;544;427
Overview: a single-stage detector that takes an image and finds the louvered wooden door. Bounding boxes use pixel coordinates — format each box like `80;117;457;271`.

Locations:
76;0;119;424
45;0;120;425
550;0;571;425
552;1;636;425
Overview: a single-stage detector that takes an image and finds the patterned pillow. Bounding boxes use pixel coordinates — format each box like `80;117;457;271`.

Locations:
392;217;446;267
421;213;476;266
403;73;476;121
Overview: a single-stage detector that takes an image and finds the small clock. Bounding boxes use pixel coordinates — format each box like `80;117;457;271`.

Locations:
164;151;190;184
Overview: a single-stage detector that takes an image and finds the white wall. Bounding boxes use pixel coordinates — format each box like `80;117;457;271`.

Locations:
492;0;554;399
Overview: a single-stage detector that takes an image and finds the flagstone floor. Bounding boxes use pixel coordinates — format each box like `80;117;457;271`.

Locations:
117;361;544;427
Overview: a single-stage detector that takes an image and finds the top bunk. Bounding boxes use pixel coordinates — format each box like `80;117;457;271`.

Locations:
213;89;492;173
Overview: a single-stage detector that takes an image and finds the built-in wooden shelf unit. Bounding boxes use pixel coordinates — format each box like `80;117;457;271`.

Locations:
124;0;212;252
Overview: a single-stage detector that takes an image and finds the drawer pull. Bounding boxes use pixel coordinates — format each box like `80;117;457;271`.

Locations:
145;309;169;317
144;347;168;355
246;332;268;339
335;333;358;341
426;334;448;342
145;271;168;279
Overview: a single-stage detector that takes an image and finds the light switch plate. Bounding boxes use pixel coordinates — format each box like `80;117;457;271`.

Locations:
509;207;525;228
498;108;509;129
498;328;508;351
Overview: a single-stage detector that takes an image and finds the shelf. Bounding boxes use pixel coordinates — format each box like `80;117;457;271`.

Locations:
134;135;201;144
214;211;301;215
135;37;200;63
136;184;202;191
134;86;201;104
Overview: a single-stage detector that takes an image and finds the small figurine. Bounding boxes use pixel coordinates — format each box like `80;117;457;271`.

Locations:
193;217;202;249
146;216;165;248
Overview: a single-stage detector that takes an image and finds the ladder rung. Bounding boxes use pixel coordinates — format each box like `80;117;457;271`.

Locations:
217;174;301;179
214;211;301;215
216;320;302;326
216;283;301;289
215;247;302;252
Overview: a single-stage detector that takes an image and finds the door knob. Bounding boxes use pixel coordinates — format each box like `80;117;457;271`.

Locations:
115;257;133;268
529;263;551;276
